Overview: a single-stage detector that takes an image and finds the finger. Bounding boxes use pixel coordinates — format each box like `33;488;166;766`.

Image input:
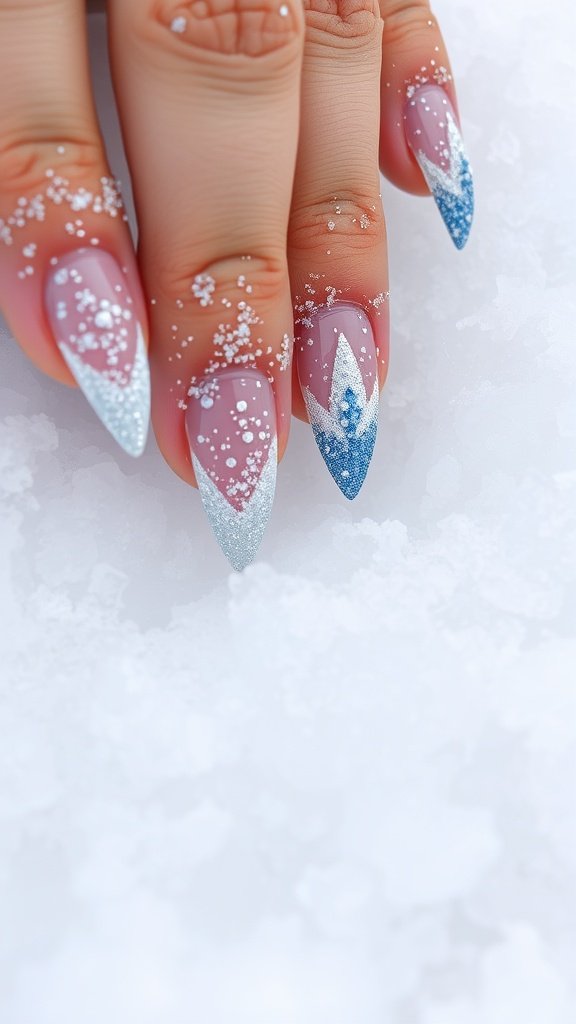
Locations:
108;0;304;569
287;0;389;499
378;0;474;248
0;0;150;456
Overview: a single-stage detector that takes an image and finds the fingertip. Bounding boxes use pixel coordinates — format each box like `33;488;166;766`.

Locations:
378;7;460;195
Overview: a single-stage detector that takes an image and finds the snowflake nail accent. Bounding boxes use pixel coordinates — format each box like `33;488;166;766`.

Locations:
296;302;379;499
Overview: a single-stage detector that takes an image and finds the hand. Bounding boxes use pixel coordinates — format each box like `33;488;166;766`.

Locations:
0;0;473;570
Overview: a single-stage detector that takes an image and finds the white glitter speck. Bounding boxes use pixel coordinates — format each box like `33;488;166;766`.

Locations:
192;273;216;307
242;431;254;443
171;16;187;33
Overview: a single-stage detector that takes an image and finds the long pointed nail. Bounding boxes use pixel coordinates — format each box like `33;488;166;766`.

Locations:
185;369;277;571
296;301;378;499
404;84;474;249
44;248;150;456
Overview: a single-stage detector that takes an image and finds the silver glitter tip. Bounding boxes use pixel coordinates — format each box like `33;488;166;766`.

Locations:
193;438;277;571
58;324;150;457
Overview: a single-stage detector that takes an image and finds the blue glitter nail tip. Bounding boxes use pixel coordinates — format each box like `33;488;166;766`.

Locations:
303;332;379;500
417;112;475;250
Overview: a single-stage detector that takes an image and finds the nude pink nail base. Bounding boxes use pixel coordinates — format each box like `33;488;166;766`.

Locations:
296;301;379;499
185;369;277;571
44;247;150;456
404;84;474;249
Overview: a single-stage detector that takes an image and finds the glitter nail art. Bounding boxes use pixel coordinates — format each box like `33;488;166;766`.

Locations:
185;369;277;570
296;302;379;499
404;84;474;249
45;248;150;456
1;170;125;251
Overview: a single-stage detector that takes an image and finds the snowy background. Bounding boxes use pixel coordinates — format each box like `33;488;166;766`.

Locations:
1;0;575;1019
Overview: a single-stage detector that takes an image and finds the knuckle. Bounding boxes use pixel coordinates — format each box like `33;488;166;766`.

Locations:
129;0;304;70
381;0;435;44
156;251;287;310
288;191;386;257
0;136;103;197
303;0;382;52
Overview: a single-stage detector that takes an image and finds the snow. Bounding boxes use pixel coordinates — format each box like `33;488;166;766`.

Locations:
1;0;575;1020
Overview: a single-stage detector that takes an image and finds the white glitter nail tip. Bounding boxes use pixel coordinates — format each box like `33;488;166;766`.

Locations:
193;437;277;572
58;323;150;457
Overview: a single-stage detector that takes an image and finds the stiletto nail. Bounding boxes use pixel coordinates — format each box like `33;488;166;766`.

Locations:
404;84;474;249
185;368;277;571
296;301;378;499
44;248;150;456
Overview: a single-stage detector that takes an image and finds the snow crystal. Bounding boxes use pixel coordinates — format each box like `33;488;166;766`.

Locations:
0;2;575;1021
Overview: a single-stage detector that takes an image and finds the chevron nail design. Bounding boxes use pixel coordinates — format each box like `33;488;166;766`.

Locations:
296;302;379;499
404;84;474;249
185;369;277;571
45;247;150;456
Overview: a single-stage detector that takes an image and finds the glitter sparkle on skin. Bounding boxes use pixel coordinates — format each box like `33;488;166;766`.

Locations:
276;333;292;372
181;268;293;414
404;61;452;100
1;165;126;279
191;273;216;307
294;280;389;330
0;171;124;247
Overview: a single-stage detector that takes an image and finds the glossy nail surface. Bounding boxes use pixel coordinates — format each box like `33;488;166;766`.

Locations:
404;84;474;249
185;369;277;571
296;301;378;499
44;248;150;456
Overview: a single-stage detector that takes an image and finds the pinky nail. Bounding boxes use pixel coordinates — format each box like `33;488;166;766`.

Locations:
44;248;150;456
185;369;277;571
404;84;474;249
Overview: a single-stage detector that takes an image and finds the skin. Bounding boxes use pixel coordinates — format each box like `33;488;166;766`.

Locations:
0;0;458;487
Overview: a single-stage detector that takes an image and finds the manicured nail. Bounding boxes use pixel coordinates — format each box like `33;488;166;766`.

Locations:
404;84;474;249
296;301;378;499
44;248;150;456
185;369;277;571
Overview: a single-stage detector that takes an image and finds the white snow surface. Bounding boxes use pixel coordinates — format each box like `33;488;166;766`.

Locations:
1;1;575;1020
